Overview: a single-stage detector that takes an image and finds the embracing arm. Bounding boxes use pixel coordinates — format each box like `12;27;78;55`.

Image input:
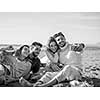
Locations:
45;50;58;63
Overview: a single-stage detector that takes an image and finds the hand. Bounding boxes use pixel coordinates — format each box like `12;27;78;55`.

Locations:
41;46;47;51
33;81;43;87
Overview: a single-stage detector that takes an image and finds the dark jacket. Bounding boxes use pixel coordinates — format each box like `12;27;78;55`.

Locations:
27;53;41;74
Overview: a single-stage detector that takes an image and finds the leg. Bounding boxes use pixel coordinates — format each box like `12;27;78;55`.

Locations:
34;72;58;86
55;65;82;83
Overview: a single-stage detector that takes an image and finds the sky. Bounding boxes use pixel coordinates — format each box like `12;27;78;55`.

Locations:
0;12;100;45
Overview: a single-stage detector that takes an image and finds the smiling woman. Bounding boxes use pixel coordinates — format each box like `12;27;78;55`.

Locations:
0;45;32;86
15;45;30;60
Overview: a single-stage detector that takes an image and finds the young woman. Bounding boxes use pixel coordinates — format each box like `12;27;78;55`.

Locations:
14;45;31;79
0;45;32;86
44;37;63;72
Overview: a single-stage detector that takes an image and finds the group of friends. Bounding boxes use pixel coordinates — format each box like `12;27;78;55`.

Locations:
0;32;86;87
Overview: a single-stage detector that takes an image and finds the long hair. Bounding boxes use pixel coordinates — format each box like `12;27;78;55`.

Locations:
15;45;29;58
47;37;60;54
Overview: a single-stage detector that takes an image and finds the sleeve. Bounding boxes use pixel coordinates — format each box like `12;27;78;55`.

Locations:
38;50;46;59
38;45;47;59
31;58;41;73
46;50;58;63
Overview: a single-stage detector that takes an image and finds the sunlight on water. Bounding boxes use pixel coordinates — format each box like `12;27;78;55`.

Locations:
82;50;100;78
83;50;100;68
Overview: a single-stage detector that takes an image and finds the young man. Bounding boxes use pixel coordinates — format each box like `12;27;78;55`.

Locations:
28;42;43;74
53;32;72;66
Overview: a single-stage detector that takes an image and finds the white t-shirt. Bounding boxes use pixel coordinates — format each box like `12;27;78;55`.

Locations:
59;44;71;65
66;51;82;67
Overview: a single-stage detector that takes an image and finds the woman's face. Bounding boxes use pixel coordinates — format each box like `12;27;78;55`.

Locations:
49;41;58;53
21;46;30;58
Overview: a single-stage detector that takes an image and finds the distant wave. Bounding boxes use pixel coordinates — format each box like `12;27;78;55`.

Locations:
86;46;100;50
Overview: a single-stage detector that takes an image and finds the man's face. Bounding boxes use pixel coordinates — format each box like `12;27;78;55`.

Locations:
55;36;66;48
30;45;41;56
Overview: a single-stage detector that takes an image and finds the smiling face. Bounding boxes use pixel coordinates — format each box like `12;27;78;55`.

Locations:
49;41;58;53
21;46;30;58
30;45;41;57
55;35;66;48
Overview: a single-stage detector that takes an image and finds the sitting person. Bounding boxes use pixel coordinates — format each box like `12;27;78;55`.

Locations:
28;42;43;74
42;37;62;72
34;43;85;87
25;42;44;83
0;45;32;86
